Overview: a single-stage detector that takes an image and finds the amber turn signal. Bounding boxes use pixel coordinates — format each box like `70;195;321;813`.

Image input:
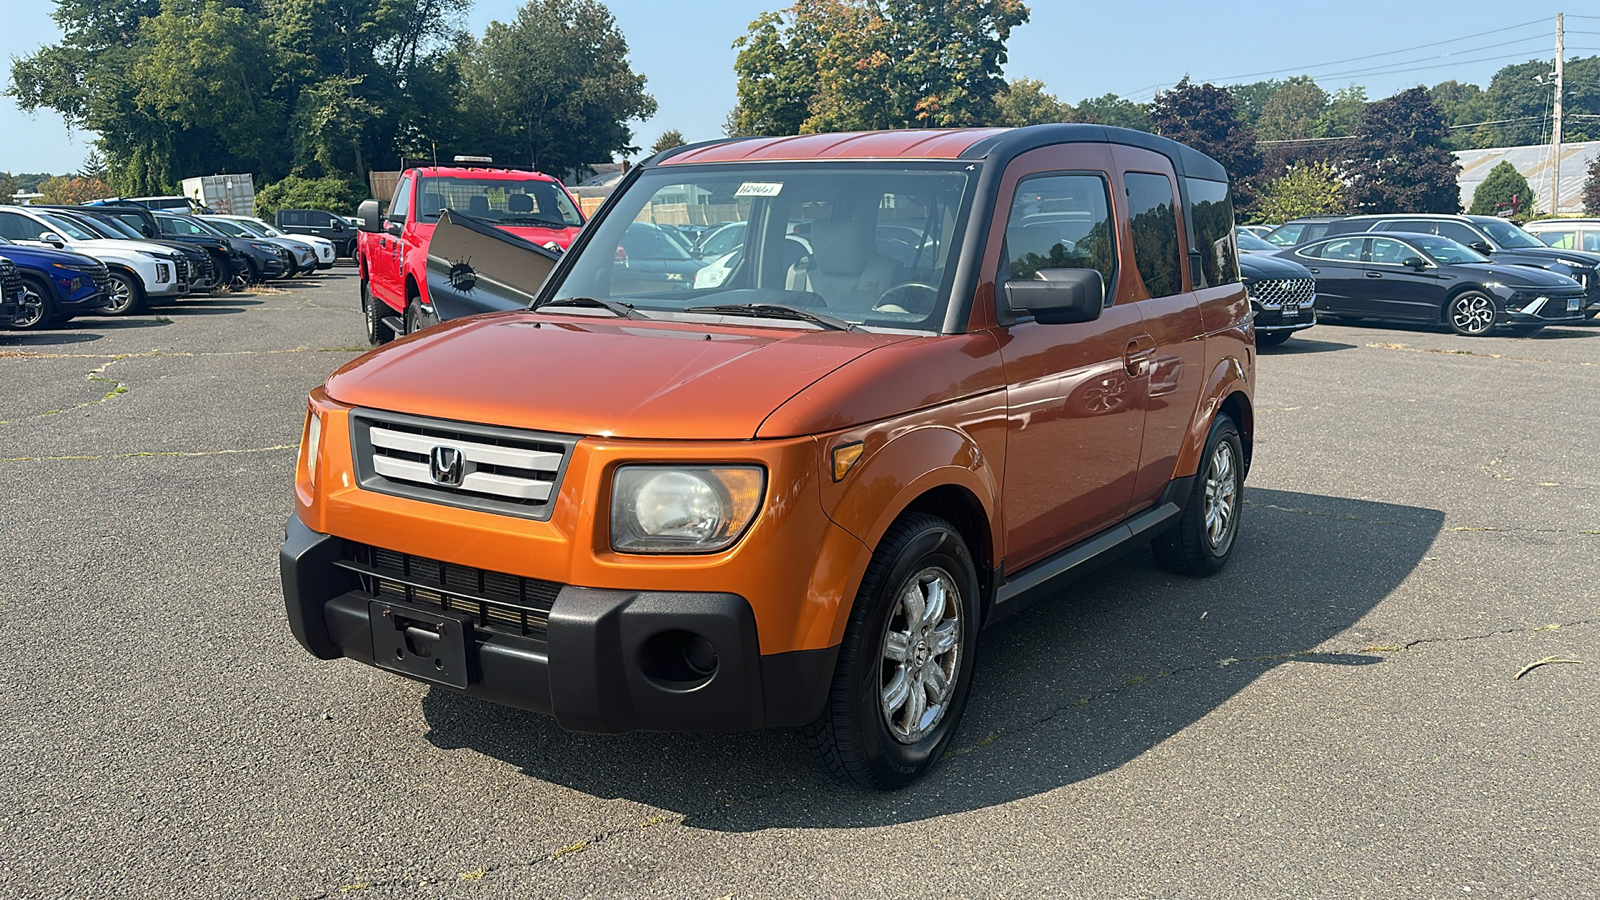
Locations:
832;441;864;482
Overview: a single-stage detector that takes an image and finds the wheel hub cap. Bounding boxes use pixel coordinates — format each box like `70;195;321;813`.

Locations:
1204;442;1237;549
879;567;962;744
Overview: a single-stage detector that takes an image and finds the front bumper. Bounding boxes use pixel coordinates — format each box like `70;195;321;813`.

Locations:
1251;303;1317;333
1507;294;1587;326
281;515;836;733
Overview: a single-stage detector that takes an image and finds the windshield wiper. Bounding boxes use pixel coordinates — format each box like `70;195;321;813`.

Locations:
498;215;572;228
683;303;853;331
532;296;642;319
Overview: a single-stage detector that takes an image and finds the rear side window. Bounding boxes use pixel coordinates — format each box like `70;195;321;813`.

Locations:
1003;173;1116;300
1185;177;1238;287
1124;172;1182;298
280;211;305;227
1317;238;1366;261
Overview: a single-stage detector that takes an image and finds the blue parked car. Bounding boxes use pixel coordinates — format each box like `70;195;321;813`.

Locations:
0;236;111;330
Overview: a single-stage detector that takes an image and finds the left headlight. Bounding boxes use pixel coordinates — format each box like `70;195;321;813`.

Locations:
250;242;278;253
610;465;765;554
304;409;324;486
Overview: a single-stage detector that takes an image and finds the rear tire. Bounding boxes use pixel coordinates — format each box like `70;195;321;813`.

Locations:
804;512;980;790
10;274;60;330
1153;415;1243;576
405;296;440;335
102;270;146;316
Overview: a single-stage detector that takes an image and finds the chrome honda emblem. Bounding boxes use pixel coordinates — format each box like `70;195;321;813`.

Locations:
429;446;465;486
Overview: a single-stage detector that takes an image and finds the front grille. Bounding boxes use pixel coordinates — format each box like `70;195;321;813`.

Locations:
1;260;20;304
1534;293;1588;320
336;541;561;637
351;409;576;521
174;258;190;285
85;262;111;293
1246;277;1316;309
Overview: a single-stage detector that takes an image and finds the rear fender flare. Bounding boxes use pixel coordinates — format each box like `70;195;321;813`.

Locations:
1174;357;1252;479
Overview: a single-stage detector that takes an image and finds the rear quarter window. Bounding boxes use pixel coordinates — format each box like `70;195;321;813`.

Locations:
1185;177;1238;288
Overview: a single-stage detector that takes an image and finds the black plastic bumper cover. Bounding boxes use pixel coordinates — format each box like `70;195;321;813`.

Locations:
280;515;837;733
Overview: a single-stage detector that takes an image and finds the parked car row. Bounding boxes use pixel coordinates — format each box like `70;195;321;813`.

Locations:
1246;212;1600;339
0;202;341;330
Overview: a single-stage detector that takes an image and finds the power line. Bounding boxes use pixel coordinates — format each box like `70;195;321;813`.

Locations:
1195;17;1551;83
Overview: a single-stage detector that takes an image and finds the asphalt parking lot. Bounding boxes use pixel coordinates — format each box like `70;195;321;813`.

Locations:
2;274;1596;898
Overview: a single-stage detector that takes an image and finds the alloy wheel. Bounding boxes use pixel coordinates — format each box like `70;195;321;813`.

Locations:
1450;294;1495;335
14;281;47;328
879;566;963;744
1204;441;1238;550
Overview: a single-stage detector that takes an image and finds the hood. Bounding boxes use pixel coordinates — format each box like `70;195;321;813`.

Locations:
1489;247;1598;271
1455;263;1583;289
324;312;912;440
0;243;101;268
1243;253;1313;280
70;238;175;258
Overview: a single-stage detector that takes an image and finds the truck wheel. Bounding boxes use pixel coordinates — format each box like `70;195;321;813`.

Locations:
362;281;392;346
405;296;440;335
102;270;147;316
1152;414;1243;576
10;274;60;330
804;512;980;790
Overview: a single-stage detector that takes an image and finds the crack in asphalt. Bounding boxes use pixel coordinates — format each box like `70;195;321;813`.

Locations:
1366;340;1600;366
1;444;299;463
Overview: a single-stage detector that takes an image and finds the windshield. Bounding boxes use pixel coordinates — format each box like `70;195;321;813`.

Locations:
204;218;251;237
1478;218;1544;249
416;176;583;227
1409;234;1490;265
1235;229;1276;251
551;163;975;332
36;213;98;241
244;218;286;237
91;215;146;239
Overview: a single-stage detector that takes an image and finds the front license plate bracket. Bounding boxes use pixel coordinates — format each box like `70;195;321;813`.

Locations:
370;601;472;689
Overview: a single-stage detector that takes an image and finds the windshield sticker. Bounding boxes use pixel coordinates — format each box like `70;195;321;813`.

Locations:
735;182;784;198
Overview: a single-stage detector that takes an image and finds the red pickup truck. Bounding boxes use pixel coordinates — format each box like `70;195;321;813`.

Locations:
355;165;585;343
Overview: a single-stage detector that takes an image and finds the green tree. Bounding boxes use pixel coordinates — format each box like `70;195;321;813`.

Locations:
1482;58;1600;146
1255;77;1326;142
1259;162;1345;222
1584;155;1600;215
254;175;368;218
1345;87;1460;214
994;77;1073;126
0;173;17;204
458;0;657;173
650;129;688;154
1073;93;1150;132
1312;85;1367;138
1149;77;1263;211
729;0;1029;135
1430;80;1494;150
1228;79;1284;128
1468;160;1539;221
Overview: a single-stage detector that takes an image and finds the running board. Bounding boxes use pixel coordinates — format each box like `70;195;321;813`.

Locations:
380;315;405;338
986;500;1182;626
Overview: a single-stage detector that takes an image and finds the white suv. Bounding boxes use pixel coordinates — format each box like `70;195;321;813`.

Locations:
204;215;335;270
0;206;187;315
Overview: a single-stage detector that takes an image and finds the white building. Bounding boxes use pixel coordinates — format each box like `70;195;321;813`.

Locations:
1454;141;1600;215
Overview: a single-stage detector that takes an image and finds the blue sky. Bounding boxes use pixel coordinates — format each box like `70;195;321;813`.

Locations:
2;0;1586;176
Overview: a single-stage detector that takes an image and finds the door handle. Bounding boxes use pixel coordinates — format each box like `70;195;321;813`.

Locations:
1365;272;1383;278
378;236;387;249
1124;335;1156;378
1307;267;1319;274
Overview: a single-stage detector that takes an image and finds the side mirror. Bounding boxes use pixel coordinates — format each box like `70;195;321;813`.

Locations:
1402;256;1428;270
1004;268;1105;325
331;220;345;232
38;231;65;248
1469;241;1493;255
356;199;383;234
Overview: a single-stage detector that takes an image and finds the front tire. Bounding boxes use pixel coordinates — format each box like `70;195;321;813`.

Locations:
804;512;980;790
10;274;60;330
1153;415;1243;576
362;281;393;346
1446;290;1498;336
102;270;146;316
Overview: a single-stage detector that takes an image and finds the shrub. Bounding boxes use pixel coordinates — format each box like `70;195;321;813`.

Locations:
254;175;366;218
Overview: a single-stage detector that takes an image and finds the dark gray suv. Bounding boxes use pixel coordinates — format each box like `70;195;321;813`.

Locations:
275;209;356;258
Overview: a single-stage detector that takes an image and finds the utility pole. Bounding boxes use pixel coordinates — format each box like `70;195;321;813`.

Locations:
1552;12;1564;215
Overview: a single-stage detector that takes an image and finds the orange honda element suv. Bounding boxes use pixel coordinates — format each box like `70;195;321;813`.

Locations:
282;125;1255;789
